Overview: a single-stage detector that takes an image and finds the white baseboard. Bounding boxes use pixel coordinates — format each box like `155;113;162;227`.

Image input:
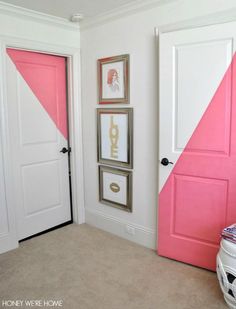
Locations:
0;234;18;254
85;208;156;249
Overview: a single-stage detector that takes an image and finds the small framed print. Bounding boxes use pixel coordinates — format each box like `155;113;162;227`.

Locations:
99;165;132;212
98;54;129;104
97;108;133;168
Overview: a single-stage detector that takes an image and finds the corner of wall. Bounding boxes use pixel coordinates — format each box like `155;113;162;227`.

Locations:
85;208;156;249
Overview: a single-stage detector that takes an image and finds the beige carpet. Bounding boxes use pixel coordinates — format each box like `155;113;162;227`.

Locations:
0;224;227;309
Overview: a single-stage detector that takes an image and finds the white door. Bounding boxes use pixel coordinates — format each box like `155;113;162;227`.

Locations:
158;21;236;270
6;49;71;240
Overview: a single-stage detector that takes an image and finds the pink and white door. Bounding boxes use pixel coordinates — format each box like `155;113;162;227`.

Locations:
158;21;236;271
6;49;71;240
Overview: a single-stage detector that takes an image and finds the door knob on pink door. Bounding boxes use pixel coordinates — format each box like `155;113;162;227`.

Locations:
161;158;173;166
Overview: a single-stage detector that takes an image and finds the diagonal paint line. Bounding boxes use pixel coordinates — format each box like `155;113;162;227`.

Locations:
160;52;236;195
7;48;68;140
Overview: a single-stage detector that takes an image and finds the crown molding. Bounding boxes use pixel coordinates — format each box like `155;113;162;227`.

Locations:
0;1;79;31
158;7;236;33
80;0;178;30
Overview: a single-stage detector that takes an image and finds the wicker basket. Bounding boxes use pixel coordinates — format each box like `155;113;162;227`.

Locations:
217;238;236;309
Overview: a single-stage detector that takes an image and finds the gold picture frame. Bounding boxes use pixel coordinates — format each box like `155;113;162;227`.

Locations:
97;108;133;168
98;54;129;104
99;165;132;212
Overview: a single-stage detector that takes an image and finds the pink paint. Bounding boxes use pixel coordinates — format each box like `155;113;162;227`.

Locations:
7;49;68;139
158;53;236;271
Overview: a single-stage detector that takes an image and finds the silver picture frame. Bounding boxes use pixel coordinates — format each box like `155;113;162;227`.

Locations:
97;108;133;168
99;165;132;212
98;54;129;104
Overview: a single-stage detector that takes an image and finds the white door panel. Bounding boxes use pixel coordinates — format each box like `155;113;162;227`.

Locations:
18;73;58;145
173;39;232;151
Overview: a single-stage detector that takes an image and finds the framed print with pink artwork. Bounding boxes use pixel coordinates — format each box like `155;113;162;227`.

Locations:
98;54;129;104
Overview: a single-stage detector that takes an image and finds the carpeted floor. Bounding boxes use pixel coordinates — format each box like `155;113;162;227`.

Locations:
0;224;227;309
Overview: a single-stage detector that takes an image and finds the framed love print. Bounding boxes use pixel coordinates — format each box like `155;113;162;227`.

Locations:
99;165;132;212
97;108;133;168
98;54;129;104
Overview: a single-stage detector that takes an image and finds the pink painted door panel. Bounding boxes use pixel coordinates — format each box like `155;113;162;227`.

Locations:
6;49;71;240
158;22;236;271
7;49;68;139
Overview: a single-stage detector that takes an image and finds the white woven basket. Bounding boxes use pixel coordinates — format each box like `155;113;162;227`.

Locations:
217;239;236;309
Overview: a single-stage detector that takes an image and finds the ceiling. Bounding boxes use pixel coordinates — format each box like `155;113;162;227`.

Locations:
1;0;142;21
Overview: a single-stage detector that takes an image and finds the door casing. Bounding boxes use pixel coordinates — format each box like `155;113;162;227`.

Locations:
0;37;85;250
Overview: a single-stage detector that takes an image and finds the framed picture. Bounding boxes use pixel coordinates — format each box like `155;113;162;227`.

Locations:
99;165;132;212
98;54;129;104
97;108;133;168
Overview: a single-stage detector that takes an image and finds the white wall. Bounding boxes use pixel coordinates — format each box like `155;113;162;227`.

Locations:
0;6;81;253
0;6;80;47
81;0;236;249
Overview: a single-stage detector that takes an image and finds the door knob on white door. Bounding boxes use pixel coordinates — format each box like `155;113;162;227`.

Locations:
60;147;71;154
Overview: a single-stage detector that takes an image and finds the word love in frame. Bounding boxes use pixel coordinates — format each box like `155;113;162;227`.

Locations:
97;108;133;169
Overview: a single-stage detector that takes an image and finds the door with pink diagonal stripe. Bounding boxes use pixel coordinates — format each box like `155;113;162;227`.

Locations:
6;49;71;240
158;22;236;271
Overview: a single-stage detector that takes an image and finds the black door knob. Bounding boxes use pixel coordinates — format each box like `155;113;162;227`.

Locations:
161;158;173;166
60;147;71;154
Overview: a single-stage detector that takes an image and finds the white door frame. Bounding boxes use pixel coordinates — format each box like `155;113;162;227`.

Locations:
0;36;85;249
157;8;236;35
